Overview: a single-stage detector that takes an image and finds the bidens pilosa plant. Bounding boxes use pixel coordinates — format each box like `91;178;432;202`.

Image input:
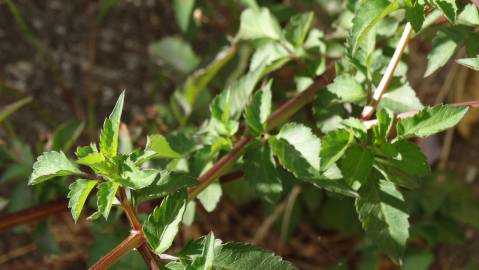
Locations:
27;0;479;269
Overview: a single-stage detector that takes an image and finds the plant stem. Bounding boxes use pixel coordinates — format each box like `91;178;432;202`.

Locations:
89;230;144;270
117;187;142;230
361;23;413;120
188;63;336;200
137;244;161;270
0;199;68;232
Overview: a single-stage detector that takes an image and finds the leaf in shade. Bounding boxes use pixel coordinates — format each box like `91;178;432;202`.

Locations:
355;179;409;264
320;129;353;172
68;179;98;222
244;143;282;203
284;12;314;48
269;123;321;179
244;80;272;136
340;145;374;189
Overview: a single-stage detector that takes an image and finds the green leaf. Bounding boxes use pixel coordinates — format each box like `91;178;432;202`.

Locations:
457;55;479;71
249;41;291;71
143;189;187;254
458;4;479;26
145;134;183;159
355;180;409;264
236;7;282;41
29;151;82;185
431;0;457;22
188;233;216;270
211;62;265;123
97;181;119;219
340;145;374;189
402;250;433;270
52;120;85;152
135;172;197;202
404;0;425;32
269;123;321;179
349;0;400;54
100;92;125;158
149;37;200;73
327;74;367;104
67;179;97;222
244;80;272;136
320;129;354;171
374;141;430;189
378;83;423;113
213;243;298;270
172;46;236;123
118;158;159;189
396;105;469;140
173;0;195;33
197;182;222;212
424;30;459;77
244;144;282;203
373;109;394;143
284;12;314;48
76;152;105;166
0;96;32;124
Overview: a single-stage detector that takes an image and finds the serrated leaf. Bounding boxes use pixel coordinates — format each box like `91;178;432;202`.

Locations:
378;83;423;113
244;80;272;136
143;189;187;254
149;37;200;73
320;129;354;171
396;105;469;140
374;141;430;189
197;182;222;212
100;92;125;158
145;134;182;159
355;180;409;264
211;62;265;123
269;123;321;179
236;7;282;41
188;233;215;270
67;179;97;222
244;144;282;203
97;181;119;219
284;12;314;48
135;172;197;202
29;151;82;185
425;30;459;77
249;41;291;71
404;0;425;32
75;143;98;159
52;120;85;152
373;109;394;143
350;0;400;54
76;152;105;166
340;145;374;189
457;56;479;71
458;4;479;26
432;0;457;22
213;243;298;270
118;158;159;189
327;74;367;104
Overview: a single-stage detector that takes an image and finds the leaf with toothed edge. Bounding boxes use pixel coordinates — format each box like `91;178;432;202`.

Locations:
29;151;82;185
100;92;125;158
68;179;98;222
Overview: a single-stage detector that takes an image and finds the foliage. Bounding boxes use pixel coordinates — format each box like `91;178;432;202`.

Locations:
9;0;479;269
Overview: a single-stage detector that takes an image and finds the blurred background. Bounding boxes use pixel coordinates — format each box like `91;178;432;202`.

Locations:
1;0;479;269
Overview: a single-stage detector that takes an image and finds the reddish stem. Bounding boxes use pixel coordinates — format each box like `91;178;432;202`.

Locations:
0;199;68;232
89;231;144;270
